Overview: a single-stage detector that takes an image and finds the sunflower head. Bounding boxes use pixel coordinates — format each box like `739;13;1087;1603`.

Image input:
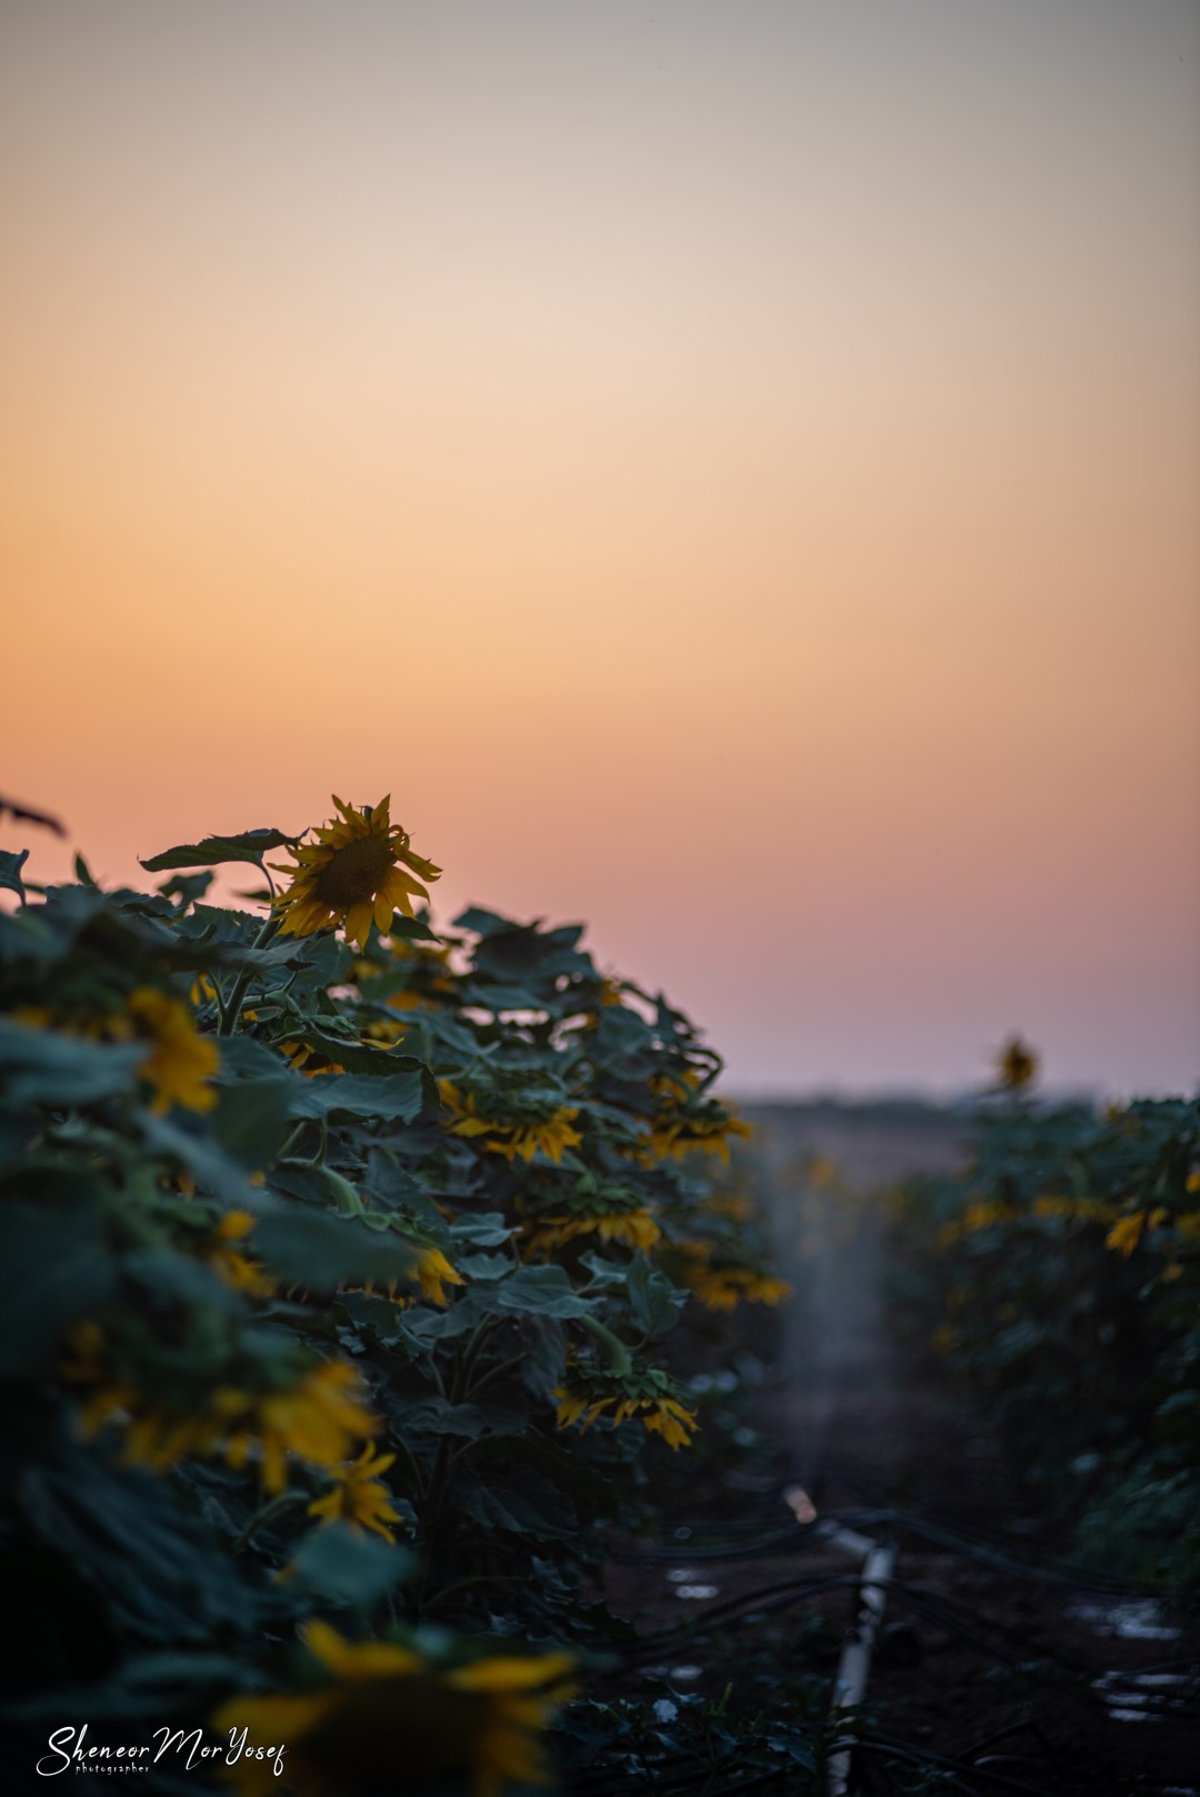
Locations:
996;1033;1038;1093
272;796;442;953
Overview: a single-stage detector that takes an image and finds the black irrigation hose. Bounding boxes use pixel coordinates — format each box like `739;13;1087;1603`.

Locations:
611;1572;862;1666
837;1506;1152;1596
614;1559;1178;1681
612;1563;1198;1706
880;1582;1200;1723
857;1736;1062;1797
614;1566;1192;1717
957;1714;1037;1760
813;1449;1161;1591
888;1574;1200;1698
610;1524;817;1564
603;1580;1197;1735
616;1499;1158;1598
594;1495;1200;1792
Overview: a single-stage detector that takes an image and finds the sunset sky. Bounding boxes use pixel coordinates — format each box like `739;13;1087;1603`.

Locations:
2;0;1197;1097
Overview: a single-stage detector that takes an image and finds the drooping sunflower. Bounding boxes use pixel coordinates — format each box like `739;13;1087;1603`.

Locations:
678;1257;791;1313
439;1081;583;1163
272;796;441;953
521;1207;661;1260
553;1384;698;1451
639;1069;752;1164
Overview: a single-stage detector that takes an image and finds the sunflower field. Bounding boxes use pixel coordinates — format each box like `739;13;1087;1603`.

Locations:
0;797;795;1794
890;1070;1200;1591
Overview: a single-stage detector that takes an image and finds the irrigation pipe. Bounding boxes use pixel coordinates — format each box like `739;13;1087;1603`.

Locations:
820;1522;897;1797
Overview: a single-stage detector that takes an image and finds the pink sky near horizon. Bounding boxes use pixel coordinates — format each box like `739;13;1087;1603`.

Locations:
3;0;1198;1097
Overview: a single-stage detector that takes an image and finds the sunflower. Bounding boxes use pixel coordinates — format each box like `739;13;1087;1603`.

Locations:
676;1249;791;1313
272;795;441;953
68;1349;378;1491
1105;1208;1168;1259
995;1034;1038;1093
342;1244;464;1310
521;1208;661;1259
230;1360;379;1492
204;1210;276;1299
639;1071;752;1164
439;1081;583;1163
415;1245;466;1305
13;987;219;1115
308;1444;404;1540
553;1382;698;1451
212;1622;576;1797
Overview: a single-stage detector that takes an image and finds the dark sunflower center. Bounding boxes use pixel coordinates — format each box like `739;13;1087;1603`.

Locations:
312;835;395;907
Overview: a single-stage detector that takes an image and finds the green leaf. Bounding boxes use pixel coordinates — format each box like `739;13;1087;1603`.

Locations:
288;1523;415;1608
390;1397;527;1439
211;1076;293;1166
454;1250;513;1280
448;1214;514;1248
494;1264;592;1319
157;870;215;907
298;1025;429;1079
0;848;29;898
627;1254;686;1338
286;1070;425;1125
253;1209;419;1288
455;1480;577;1539
2;1651;259;1726
215;1035;292;1080
0;1022;144;1108
140;828;295;873
0;1204;117;1376
0;907;57;961
120;1248;243;1313
21;1444;288;1643
137;1112;277;1210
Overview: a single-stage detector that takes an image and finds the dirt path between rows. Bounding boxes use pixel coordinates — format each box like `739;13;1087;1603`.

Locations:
608;1104;1200;1795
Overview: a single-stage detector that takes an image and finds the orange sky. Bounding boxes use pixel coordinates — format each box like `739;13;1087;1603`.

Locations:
3;0;1198;1095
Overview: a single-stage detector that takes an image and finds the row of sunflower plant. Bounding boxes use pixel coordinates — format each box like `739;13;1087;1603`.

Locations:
0;795;791;1793
889;1043;1200;1591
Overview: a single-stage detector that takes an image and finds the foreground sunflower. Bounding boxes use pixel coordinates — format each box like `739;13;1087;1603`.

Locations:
13;988;219;1115
212;1622;576;1797
272;795;441;953
67;1347;377;1491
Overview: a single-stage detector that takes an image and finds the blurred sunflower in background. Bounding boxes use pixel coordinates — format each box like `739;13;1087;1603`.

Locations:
273;796;441;952
995;1033;1039;1093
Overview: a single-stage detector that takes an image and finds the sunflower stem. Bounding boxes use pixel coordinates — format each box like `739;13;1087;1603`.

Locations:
578;1314;633;1378
217;912;283;1036
232;1488;308;1552
277;1121;309;1161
